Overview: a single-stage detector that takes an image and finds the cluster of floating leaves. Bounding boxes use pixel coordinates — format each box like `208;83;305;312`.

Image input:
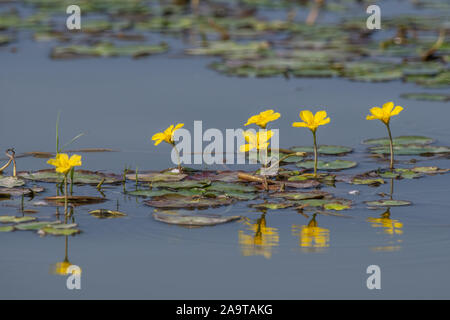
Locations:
0;0;448;93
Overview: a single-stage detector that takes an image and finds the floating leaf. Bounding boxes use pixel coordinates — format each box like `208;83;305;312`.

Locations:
0;176;26;188
365;200;412;207
0;186;44;196
89;209;127;218
351;178;385;185
151;180;211;189
250;202;294;210
145;194;233;209
412;166;449;174
15;221;60;231
290;145;353;155
153;212;241;226
44;195;107;206
324;203;351;211
369;145;450;155
0;216;36;224
0;225;14;232
127;172;187;182
40;227;81;236
363;136;434;146
270;191;328;201
296;160;357;171
205;181;257;193
19;169;121;184
400;93;450;102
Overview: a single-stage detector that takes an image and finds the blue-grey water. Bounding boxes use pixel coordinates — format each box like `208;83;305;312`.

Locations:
1;1;450;299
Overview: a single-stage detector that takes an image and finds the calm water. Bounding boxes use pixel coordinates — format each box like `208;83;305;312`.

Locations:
1;2;450;299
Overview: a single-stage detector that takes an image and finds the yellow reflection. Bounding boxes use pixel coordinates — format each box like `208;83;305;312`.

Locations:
239;213;279;259
367;209;403;235
292;214;330;252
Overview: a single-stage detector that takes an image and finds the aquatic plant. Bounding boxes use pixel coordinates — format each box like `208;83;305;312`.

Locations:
366;102;404;169
244;109;281;129
47;153;82;216
0;149;16;176
152;123;184;172
292;110;330;177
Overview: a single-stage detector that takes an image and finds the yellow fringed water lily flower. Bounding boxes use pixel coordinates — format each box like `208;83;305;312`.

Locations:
366;101;403;125
245;110;280;129
292;110;330;132
47;153;82;174
152;123;184;146
239;130;274;152
51;260;82;276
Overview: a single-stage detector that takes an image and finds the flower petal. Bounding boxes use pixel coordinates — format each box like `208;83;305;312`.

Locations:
292;122;308;128
390;106;403;116
300;110;314;125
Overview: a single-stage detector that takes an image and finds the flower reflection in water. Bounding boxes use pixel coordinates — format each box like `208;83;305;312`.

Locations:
368;208;403;252
292;213;330;252
239;213;279;259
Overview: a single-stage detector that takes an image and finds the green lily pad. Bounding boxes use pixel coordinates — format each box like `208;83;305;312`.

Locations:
0;186;44;196
153;212;241;226
296;160;357;171
369;145;450;155
151;180;211;189
0;176;26;188
400;93;450;102
411;166;449;174
19;169;121;185
89;209;127;219
250;202;294;210
126;172;187;182
15;221;60;231
144;194;234;209
290;145;353;155
40;227;81;236
205;181;257;193
351;178;386;185
44;195;107;206
270;191;328;201
324;203;351;211
0;216;36;224
365;200;412;207
0;225;14;232
363;136;434;146
51;42;169;59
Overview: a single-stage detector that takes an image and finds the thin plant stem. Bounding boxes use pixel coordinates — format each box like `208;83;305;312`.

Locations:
64;174;68;217
386;123;395;170
70;168;74;195
173;144;182;173
312;131;318;177
389;178;394;200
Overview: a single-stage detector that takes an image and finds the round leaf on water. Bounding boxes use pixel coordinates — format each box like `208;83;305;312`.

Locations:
151;180;211;189
40;227;81;236
89;209;127;218
145;194;234;209
363;136;434;146
296;160;357;171
153;212;241;227
369;145;450;155
0;225;14;232
290;145;353;155
127;172;187;182
250;202;294;210
365;200;412;207
205;181;257;193
19;169;121;185
0;176;26;188
270;191;328;201
324;203;351;211
351;178;385;185
400;93;450;102
15;221;60;231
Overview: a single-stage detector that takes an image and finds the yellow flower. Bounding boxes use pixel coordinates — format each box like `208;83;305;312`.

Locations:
292;110;330;132
239;130;273;152
366;101;403;125
47;153;82;174
244;109;280;129
152;123;184;146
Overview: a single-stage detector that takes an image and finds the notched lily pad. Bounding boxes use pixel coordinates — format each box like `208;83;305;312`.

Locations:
0;216;36;224
15;221;60;231
205;181;257;193
153;212;241;226
145;194;234;209
369;145;450;156
296;160;357;171
249;202;294;210
0;176;26;188
19;169;121;185
0;186;44;196
44;196;107;206
127;172;187;182
151;179;211;189
363;136;434;146
89;209;127;218
351;178;385;186
290;145;353;155
365;200;412;207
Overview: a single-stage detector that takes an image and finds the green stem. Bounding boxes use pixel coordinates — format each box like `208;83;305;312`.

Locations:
386;123;394;170
64;174;68;217
312;131;318;177
173;144;182;173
